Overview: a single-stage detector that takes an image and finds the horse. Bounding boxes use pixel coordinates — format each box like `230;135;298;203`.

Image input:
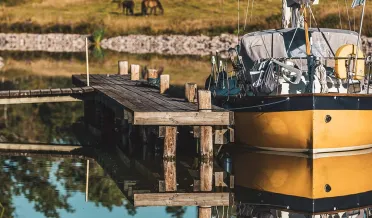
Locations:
122;0;135;15
141;0;164;16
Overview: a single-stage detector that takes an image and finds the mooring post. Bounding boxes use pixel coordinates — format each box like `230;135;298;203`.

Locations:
198;207;212;218
118;61;129;75
163;126;177;191
85;37;90;86
130;64;140;81
197;90;213;218
160;74;170;94
198;90;213;159
185;83;197;103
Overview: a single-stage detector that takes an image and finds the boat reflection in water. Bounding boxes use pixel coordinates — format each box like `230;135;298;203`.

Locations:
231;147;372;215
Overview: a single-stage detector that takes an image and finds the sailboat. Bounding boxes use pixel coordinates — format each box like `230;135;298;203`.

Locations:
207;0;372;153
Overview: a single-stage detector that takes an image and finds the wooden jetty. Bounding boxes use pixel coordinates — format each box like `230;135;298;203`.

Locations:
72;61;235;218
0;86;93;104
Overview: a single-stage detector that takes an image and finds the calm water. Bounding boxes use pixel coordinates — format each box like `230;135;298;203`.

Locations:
1;50;372;218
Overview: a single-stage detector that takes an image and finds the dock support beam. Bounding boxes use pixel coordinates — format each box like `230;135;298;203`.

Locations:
163;126;177;192
119;61;129;75
198;90;213;218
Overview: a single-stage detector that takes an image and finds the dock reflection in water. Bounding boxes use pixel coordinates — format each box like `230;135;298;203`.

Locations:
232;147;372;215
0;152;197;218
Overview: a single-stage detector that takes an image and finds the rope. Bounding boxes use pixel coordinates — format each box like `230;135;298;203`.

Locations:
244;0;250;31
345;0;352;30
337;0;343;29
229;97;290;111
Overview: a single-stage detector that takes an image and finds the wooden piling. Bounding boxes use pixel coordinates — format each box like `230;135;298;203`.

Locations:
198;207;212;218
118;61;129;75
200;160;213;191
164;160;177;192
131;64;140;81
185;83;197;103
160;74;170;94
163;126;177;159
198;90;213;159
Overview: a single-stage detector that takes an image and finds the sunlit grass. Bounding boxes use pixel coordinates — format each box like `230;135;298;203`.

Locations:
1;0;371;36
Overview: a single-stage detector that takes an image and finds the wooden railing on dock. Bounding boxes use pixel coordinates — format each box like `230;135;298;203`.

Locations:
0;86;93;104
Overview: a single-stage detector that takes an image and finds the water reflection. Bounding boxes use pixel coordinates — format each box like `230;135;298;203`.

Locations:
0;154;197;218
231;148;372;214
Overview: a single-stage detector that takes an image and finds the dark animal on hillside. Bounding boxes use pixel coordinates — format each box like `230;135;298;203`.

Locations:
122;0;135;15
141;0;164;16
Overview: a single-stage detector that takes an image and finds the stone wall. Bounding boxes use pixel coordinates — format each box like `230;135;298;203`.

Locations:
0;33;88;52
1;33;372;56
100;34;238;56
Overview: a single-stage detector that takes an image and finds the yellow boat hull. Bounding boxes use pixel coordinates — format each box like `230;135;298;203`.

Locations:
231;94;372;153
233;149;372;213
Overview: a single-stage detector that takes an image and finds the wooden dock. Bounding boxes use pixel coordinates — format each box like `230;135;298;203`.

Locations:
72;74;233;126
71;61;235;218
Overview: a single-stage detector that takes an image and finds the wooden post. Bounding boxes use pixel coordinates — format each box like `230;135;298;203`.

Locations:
163;126;177;159
185;83;197;103
163;126;177;191
200;160;213;191
118;61;129;75
198;207;212;218
85;37;90;86
198;90;213;159
198;90;213;218
131;64;140;81
164;160;177;192
85;159;89;202
160;74;170;94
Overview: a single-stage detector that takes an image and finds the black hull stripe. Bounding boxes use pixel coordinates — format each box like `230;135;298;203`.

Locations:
235;186;372;213
214;95;372;112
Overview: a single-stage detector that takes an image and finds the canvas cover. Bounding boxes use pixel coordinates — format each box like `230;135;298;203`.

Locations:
239;28;359;70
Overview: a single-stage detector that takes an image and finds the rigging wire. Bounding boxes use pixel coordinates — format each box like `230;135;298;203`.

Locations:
344;0;352;30
238;0;240;43
337;0;343;29
309;6;336;57
286;9;306;55
250;0;254;22
244;0;250;31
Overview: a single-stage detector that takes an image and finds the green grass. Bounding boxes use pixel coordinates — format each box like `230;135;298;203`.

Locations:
0;0;371;36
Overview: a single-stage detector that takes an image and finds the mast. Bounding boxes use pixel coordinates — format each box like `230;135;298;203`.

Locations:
303;5;311;55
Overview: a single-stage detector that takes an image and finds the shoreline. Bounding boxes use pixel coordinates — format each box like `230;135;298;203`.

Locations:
1;33;372;56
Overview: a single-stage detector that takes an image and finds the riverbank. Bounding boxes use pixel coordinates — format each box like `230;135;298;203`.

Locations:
0;33;238;55
2;0;372;37
2;33;372;56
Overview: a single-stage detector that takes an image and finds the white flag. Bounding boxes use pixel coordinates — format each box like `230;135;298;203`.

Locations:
351;0;365;8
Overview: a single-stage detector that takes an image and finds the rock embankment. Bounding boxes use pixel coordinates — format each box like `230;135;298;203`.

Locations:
0;33;87;52
1;33;372;56
100;34;238;56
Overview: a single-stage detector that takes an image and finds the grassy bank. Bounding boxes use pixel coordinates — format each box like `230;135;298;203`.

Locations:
1;0;372;36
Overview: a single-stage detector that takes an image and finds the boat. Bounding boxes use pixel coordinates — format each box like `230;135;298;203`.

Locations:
207;0;372;153
231;147;372;213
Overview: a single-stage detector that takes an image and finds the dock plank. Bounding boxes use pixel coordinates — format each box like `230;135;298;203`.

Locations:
134;193;229;207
